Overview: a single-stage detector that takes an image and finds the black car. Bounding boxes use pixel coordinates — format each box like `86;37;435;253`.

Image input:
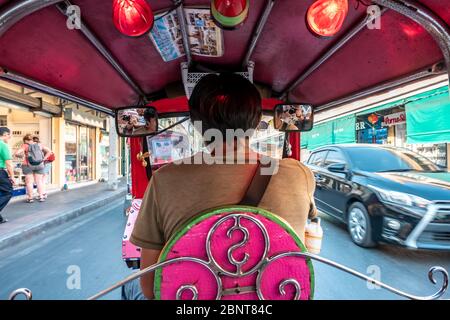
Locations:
305;144;450;250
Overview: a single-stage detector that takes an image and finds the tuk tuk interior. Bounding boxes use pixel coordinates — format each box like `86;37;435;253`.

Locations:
1;0;450;300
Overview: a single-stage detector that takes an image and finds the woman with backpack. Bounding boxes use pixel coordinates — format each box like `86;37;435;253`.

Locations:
14;134;52;202
32;136;54;200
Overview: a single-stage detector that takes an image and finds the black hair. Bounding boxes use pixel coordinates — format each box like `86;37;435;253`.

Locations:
0;127;10;136
143;108;156;121
188;73;262;138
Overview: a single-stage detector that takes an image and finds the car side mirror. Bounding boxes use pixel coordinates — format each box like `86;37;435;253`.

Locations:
327;163;347;173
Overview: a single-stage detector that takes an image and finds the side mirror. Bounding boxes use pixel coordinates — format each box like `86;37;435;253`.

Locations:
327;163;347;173
116;107;159;137
273;104;314;132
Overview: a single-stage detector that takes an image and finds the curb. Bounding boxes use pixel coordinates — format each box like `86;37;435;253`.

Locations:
0;188;127;251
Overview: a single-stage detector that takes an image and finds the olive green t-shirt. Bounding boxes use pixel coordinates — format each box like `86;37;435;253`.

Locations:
0;140;12;169
130;156;317;250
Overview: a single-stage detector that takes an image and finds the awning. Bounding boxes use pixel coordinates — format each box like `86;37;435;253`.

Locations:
301;115;356;150
406;88;450;144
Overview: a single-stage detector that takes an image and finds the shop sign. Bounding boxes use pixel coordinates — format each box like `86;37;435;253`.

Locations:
356;113;384;131
65;108;105;128
382;111;406;127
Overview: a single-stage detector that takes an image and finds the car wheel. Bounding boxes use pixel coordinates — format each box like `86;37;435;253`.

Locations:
347;202;376;248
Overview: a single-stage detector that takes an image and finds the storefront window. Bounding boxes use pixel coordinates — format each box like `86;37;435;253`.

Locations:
99;131;109;181
79;126;89;181
65;122;95;183
65;123;78;183
356;106;447;167
406;143;447;168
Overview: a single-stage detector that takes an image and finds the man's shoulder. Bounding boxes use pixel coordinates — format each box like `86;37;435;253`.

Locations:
277;158;313;178
152;155;201;179
0;140;9;151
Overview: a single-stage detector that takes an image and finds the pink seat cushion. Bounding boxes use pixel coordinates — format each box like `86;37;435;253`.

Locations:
154;206;314;300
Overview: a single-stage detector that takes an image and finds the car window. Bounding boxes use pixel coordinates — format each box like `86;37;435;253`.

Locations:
324;150;347;167
308;150;328;167
345;147;441;172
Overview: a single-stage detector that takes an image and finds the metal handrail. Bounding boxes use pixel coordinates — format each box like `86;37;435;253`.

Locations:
10;252;448;300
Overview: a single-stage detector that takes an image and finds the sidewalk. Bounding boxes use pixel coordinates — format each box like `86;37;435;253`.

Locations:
0;180;127;251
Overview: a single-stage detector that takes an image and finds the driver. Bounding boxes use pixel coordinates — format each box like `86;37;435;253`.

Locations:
132;109;158;135
129;73;317;300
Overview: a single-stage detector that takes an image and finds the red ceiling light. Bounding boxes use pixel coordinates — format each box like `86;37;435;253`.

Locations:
211;0;250;30
113;0;154;37
307;0;349;37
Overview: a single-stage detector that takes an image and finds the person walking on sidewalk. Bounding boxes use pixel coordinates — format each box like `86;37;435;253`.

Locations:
0;127;15;224
14;134;51;203
32;136;54;199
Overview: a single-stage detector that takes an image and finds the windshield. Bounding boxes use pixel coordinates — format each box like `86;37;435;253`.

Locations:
345;147;442;173
146;115;285;167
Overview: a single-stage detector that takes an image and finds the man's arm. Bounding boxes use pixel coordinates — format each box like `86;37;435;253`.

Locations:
5;160;15;184
42;146;52;161
139;248;161;299
13;146;24;157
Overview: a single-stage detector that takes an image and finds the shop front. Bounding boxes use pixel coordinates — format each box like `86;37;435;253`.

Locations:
356;106;406;146
63;107;108;185
64;122;96;183
302;86;450;168
355;87;449;167
0;103;53;194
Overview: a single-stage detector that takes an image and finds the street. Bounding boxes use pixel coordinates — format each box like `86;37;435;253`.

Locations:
0;202;449;300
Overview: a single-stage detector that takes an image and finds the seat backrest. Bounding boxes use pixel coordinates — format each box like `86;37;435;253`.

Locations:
154;206;314;300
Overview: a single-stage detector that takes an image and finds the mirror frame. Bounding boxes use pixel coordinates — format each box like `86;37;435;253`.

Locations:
115;106;159;138
273;103;314;132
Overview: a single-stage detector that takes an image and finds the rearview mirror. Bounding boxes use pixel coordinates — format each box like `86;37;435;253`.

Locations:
116;107;159;137
273;104;314;132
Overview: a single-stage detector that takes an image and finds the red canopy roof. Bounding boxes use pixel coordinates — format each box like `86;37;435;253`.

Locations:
0;0;449;111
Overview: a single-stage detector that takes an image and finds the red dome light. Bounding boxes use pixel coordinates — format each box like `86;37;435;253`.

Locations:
307;0;348;37
211;0;249;30
113;0;154;37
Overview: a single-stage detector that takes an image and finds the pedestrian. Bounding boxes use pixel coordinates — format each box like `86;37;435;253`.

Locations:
32;136;54;199
0;127;15;224
14;134;51;202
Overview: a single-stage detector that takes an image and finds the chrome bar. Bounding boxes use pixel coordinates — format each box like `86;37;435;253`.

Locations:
87;253;449;300
9;288;32;300
242;0;276;68
87;256;221;300
372;0;450;88
316;62;446;112
0;68;114;116
405;201;450;249
55;1;147;100
10;253;449;300
174;0;192;66
258;252;449;300
0;0;64;37
280;8;388;100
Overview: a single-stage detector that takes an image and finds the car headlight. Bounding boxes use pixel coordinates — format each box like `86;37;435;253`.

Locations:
370;186;431;209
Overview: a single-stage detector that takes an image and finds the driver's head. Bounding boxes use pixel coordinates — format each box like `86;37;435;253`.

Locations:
189;73;262;138
143;108;157;129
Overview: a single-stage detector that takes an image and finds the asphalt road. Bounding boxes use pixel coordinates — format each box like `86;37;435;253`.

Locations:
0;203;449;300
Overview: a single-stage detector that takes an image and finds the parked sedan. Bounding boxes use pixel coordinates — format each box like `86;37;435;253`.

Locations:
305;144;450;250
